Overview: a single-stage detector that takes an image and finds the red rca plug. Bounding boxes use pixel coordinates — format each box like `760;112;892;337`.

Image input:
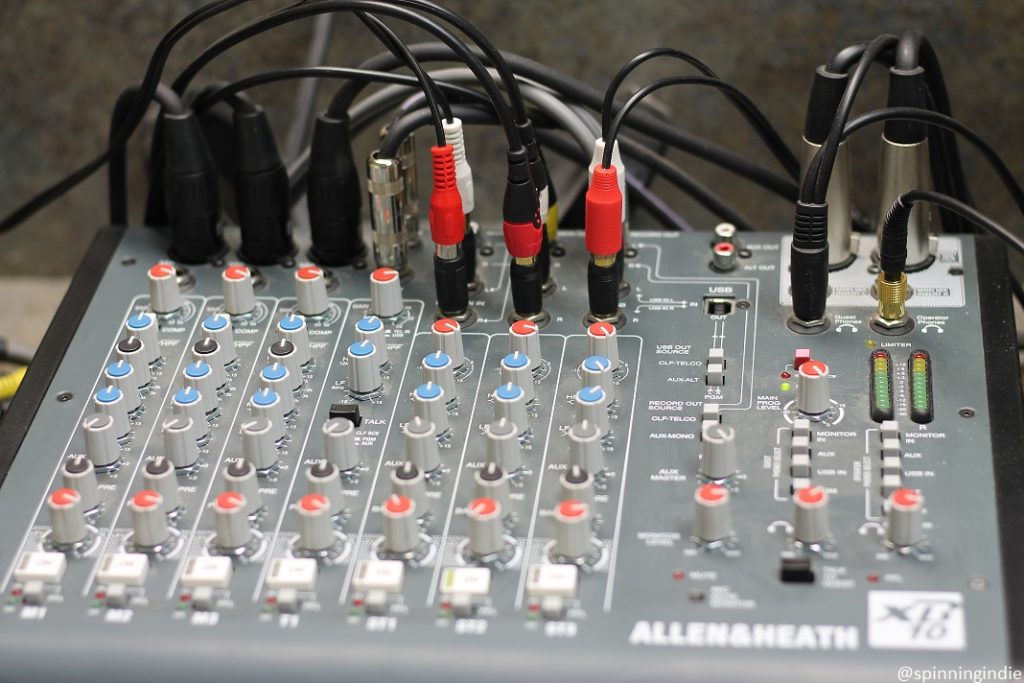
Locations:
585;165;623;257
502;150;543;259
428;144;464;247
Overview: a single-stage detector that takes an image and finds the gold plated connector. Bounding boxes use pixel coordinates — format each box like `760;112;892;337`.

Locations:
875;272;908;326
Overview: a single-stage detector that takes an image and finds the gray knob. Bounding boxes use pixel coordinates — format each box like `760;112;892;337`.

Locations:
295;265;329;317
259;363;295;416
886;488;924;547
240;417;279;472
466;497;505;558
382;494;419;555
93;386;131;439
421;351;456;399
694;484;732;542
797;359;831;415
485;418;522;473
48;488;88;546
305;460;345;516
356;316;389;368
347;340;382;396
172;387;209;439
147;262;182;313
192;338;227;388
277;314;311;366
115;336;153;385
559;465;595;509
403;416;441;473
296;493;335;551
161;415;201;469
432;318;465;368
200;314;237;364
223;460;261;515
129;489;170;548
553;499;592;560
182;361;218;414
500;352;534;403
699;423;737;480
508;320;542;370
793;486;830;544
82;412;121;468
574;386;610;438
391;461;429;517
473;463;512;518
268;340;304;392
323;418;359;472
221;265;256;316
370;267;404;318
568;420;604;474
62;455;100;511
249;389;286;442
103;360;141;413
580;355;615;400
493;383;529;435
586;321;620;368
213;491;252;550
143;457;182;511
412;382;449;435
123;312;160;365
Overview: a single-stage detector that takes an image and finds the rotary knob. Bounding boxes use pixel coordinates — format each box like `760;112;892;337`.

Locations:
172;387;209;440
147;263;182;313
221;265;256;316
161;415;201;469
347;340;382;397
62;455;100;511
93;386;131;439
306;460;346;517
223;460;261;515
267;340;303;392
474;463;512;517
123;313;160;365
485;418;522;473
82;412;121;468
370;267;403;318
580;355;614;399
466;497;505;558
200;314;237;364
403;416;441;473
48;488;88;546
412;382;449;435
143;456;182;511
192;338;227;389
249;388;286;442
797;359;831;415
508;320;542;370
103;360;141;412
432;318;466;368
323;417;359;472
693;483;732;542
259;364;296;415
115;336;153;385
212;491;253;551
296;493;335;552
356;316;388;368
560;464;595;509
500;352;534;403
277;314;311;366
574;386;610;438
885;488;924;547
568;420;603;474
382;494;420;555
421;351;456;399
391;461;429;516
553;499;592;560
130;490;171;549
240;416;279;472
493;383;529;436
587;321;620;368
793;486;830;544
295;265;329;317
699;422;737;480
182;361;218;414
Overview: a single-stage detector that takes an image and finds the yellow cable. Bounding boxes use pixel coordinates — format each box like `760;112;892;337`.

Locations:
0;366;27;401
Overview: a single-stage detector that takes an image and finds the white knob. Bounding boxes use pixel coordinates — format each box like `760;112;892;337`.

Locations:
161;415;201;469
259;363;295;416
123;312;160;365
240;416;279;472
382;494;419;555
267;340;304;392
277;314;311;366
147;262;182;313
508;320;542;370
403;416;441;473
370;267;403;318
115;336;153;385
103;360;141;413
421;351;456;399
793;486;830;544
323;417;359;472
580;355;615;400
191;338;227;388
129;490;170;548
467;497;505;558
356;316;388;368
249;388;286;442
587;321;620;368
296;493;335;551
390;461;429;517
305;460;346;517
142;456;182;511
693;483;731;542
221;265;256;316
699;422;737;480
574;386;610;438
886;488;924;547
212;491;252;551
500;352;534;403
473;463;512;518
93;386;131;439
485;418;522;473
48;488;88;546
553;499;592;560
82;412;121;468
223;460;261;515
432;318;465;368
493;383;529;436
200;314;237;364
347;340;382;396
412;382;449;435
559;464;595;509
797;359;831;415
295;265;329;316
182;361;218;414
62;455;100;511
568;420;603;474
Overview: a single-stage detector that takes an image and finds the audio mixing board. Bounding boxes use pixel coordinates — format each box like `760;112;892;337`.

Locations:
0;225;1021;682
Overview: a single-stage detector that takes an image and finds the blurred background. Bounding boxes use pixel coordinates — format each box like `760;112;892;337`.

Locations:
0;0;1022;350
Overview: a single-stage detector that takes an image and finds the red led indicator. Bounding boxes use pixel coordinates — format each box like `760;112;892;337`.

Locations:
672;571;686;581
780;371;791;380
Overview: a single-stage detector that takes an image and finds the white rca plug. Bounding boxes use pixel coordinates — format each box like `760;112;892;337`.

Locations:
442;118;475;216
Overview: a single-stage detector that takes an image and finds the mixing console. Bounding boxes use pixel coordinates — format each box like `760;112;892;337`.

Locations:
0;225;1019;681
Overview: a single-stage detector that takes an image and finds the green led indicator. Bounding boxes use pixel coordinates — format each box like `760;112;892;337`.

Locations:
780;382;791;392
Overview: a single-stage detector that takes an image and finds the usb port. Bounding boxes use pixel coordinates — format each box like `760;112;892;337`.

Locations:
703;297;735;315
